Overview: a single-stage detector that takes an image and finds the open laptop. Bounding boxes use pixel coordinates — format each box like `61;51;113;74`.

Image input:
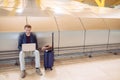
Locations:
22;43;36;52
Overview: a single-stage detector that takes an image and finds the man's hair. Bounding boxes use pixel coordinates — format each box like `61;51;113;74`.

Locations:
24;24;32;29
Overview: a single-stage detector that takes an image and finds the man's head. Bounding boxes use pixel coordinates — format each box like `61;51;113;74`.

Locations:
24;24;32;35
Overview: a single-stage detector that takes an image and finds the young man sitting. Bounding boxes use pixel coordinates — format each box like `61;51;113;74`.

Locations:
18;24;42;78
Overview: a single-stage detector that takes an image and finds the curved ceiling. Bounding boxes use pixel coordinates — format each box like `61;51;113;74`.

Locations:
0;0;120;17
75;0;120;7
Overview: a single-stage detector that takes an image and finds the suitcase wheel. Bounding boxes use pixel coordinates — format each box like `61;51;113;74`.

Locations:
45;67;47;70
50;68;53;70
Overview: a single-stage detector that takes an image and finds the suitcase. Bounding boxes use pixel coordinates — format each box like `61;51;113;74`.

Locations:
44;32;54;70
44;50;54;70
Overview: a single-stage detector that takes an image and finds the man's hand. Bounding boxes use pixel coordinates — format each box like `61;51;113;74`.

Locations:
41;45;52;52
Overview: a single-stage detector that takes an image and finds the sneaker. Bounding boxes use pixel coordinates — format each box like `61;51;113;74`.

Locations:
21;70;26;78
36;68;42;76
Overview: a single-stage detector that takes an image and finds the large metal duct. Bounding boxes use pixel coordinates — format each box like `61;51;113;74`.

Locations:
0;16;120;59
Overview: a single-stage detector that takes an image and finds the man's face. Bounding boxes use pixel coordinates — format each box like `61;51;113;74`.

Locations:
25;27;31;34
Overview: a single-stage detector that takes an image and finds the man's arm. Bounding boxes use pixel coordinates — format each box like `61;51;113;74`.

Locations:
18;33;23;51
34;34;38;50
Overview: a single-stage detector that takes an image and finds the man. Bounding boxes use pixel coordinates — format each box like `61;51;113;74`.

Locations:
18;24;42;78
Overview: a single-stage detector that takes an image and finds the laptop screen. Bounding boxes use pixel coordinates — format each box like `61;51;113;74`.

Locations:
22;43;36;51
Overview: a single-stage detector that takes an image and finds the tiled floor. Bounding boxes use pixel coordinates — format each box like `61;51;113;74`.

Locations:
0;54;120;80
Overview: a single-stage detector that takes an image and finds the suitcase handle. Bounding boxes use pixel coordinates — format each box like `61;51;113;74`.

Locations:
52;32;54;52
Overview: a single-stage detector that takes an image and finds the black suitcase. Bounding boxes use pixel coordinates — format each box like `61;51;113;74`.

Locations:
44;32;54;70
44;50;54;70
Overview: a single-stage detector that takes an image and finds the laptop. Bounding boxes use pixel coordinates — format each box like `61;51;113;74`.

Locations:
22;43;36;52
